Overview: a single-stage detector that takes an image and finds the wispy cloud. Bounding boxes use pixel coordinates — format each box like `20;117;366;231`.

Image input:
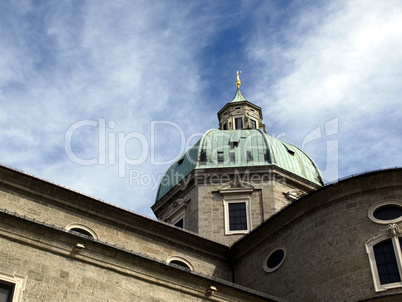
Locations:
0;1;235;216
246;0;402;180
0;0;401;217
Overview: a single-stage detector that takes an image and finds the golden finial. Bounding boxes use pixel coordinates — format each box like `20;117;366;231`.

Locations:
235;70;242;88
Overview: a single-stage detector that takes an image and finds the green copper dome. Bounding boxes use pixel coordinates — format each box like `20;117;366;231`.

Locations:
156;74;323;201
156;129;324;201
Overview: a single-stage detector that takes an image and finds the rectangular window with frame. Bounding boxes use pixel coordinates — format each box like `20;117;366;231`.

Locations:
374;238;401;284
0;272;26;302
235;118;243;129
250;119;257;129
229;202;247;231
223;199;251;235
366;235;402;292
0;281;14;302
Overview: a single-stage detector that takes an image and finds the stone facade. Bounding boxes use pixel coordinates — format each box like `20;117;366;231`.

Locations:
232;169;402;301
0;171;230;281
1;165;402;301
154;166;318;245
0;213;272;302
0;164;280;302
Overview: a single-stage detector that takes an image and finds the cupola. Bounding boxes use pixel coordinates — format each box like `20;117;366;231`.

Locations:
152;72;323;244
217;71;266;132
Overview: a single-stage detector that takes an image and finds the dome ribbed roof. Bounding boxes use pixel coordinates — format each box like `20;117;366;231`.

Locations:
156;129;324;201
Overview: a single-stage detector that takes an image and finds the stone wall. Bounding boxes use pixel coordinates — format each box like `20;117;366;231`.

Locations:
232;170;402;301
152;164;318;246
0;166;232;282
195;168;312;245
0;212;278;302
185;186;199;233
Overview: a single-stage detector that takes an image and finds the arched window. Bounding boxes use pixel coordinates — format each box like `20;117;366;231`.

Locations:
366;227;402;292
167;256;194;272
69;228;93;238
169;260;190;270
65;223;98;240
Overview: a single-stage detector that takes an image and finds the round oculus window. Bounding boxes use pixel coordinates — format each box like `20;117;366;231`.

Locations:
263;247;286;273
373;205;402;220
369;202;402;224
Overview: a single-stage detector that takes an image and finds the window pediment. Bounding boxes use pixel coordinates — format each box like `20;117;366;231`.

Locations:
218;181;254;195
161;197;189;222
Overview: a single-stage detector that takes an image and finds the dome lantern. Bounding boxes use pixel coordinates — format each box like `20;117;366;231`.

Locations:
217;71;266;132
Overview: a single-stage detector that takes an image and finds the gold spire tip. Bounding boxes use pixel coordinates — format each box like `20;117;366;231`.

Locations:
235;70;242;88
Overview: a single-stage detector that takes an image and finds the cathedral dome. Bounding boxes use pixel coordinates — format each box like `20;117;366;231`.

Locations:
156;128;324;201
156;73;324;201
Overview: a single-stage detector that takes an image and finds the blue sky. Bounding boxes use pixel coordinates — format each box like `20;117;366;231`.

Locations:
1;0;401;218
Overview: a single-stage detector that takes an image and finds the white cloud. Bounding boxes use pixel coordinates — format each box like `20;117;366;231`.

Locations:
1;0;401;218
0;1;237;217
247;0;402;181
